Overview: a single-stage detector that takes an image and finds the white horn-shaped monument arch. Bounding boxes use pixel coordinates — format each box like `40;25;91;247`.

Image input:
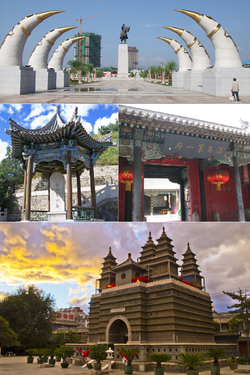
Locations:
174;9;242;69
156;37;192;89
162;26;212;92
0;10;64;95
163;26;211;71
156;37;192;71
0;11;64;67
48;36;86;87
29;26;77;70
172;9;250;96
28;26;77;91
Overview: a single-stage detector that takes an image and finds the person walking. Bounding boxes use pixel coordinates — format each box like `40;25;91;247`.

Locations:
231;78;240;102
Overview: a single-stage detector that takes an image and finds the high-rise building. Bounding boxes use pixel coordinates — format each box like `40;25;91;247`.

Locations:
128;46;138;70
74;32;101;67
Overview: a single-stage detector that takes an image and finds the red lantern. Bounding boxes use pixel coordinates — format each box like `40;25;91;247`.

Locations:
207;169;229;191
119;165;133;183
119;165;133;191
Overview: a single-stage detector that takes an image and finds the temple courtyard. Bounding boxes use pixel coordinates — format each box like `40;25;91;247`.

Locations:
1;357;250;375
1;79;250;104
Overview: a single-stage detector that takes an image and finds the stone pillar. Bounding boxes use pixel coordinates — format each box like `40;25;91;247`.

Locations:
76;170;81;207
124;183;132;221
25;155;33;221
118;43;128;78
90;157;97;219
180;180;186;221
151;195;154;215
22;165;27;221
66;150;73;220
48;173;51;212
232;153;245;222
132;146;142;221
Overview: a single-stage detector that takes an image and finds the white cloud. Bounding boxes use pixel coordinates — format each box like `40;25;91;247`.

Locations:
66;294;89;306
24;105;46;121
24;105;56;126
60;104;99;122
29;113;56;130
81;120;93;133
93;112;118;134
10;104;23;112
0;140;9;161
68;288;79;296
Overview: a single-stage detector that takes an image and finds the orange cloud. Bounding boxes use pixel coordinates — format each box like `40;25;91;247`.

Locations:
0;224;102;287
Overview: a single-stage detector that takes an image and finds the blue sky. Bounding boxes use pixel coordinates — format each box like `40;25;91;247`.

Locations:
0;222;249;313
0;0;249;68
0;104;118;160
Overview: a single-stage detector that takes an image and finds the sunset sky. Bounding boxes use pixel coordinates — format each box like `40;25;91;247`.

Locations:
0;222;249;313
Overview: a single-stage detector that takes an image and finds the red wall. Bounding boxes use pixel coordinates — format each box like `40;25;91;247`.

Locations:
203;164;249;221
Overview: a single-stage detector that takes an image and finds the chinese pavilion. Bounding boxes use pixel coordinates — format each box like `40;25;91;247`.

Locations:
119;105;250;222
5;106;115;221
88;228;236;371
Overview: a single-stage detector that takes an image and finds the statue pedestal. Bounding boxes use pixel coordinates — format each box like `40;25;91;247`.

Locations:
172;71;189;88
56;70;70;88
35;69;56;91
202;67;250;96
183;71;203;92
48;211;67;222
118;43;129;78
0;66;35;94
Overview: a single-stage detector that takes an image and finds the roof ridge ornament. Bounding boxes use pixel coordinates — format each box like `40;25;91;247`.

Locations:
161;226;167;237
70;107;78;122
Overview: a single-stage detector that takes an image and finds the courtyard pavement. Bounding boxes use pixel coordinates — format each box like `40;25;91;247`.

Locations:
1;357;250;375
1;79;250;104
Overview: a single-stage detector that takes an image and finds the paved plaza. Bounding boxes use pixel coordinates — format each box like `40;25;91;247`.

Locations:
1;357;250;375
1;79;250;104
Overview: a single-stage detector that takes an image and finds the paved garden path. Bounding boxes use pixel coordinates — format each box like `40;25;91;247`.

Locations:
1;79;249;104
1;356;250;375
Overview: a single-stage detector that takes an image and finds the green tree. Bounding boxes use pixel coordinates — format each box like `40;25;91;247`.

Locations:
93;131;118;166
118;347;140;366
223;289;250;356
51;330;83;346
206;346;226;366
147;352;171;368
140;69;148;79
85;64;94;83
165;60;177;85
98;120;119;135
0;147;24;210
156;65;162;81
150;66;157;82
0;316;20;347
0;286;56;350
54;345;75;365
67;60;84;84
213;320;220;332
177;352;204;371
89;344;107;364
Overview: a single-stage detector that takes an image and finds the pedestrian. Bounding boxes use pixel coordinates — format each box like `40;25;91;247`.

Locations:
231;78;239;102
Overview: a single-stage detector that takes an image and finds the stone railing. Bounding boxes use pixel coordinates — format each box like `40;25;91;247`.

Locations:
29;210;49;221
83;182;118;207
23;208;94;221
0;208;8;221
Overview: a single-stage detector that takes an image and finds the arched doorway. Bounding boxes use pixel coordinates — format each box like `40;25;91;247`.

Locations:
106;316;131;347
109;319;128;344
